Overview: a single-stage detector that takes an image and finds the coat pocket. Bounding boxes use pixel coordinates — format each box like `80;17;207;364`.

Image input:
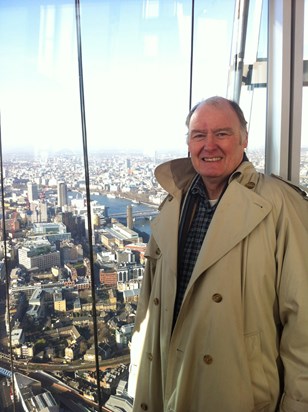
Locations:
245;332;272;411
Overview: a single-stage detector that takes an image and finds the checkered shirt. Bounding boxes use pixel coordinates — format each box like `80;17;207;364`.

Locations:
173;175;218;323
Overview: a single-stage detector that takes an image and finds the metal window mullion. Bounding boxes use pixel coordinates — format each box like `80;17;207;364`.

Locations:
289;0;304;184
265;0;292;178
74;1;103;409
227;0;250;102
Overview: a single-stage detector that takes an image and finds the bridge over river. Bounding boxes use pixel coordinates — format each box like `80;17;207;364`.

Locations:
109;209;159;220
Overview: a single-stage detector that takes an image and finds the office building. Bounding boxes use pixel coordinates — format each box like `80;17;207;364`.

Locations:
57;181;68;208
27;182;39;202
18;239;61;271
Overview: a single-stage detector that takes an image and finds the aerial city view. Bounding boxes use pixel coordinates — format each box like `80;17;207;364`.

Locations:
0;148;307;411
0;150;170;411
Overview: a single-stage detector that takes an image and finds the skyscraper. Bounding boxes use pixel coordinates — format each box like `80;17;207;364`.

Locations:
27;182;39;202
57;181;68;208
30;201;48;223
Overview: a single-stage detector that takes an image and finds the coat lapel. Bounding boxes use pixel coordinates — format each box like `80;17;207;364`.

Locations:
188;180;272;287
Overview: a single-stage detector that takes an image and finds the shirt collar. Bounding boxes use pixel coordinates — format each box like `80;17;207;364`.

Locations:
190;152;250;199
191;175;208;200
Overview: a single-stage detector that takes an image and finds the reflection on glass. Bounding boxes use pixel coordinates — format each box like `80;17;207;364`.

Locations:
301;0;308;189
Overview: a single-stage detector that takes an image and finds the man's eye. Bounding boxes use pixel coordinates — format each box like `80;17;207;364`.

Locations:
216;131;229;138
192;134;205;140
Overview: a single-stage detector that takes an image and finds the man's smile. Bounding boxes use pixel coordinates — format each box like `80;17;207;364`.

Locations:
202;156;222;162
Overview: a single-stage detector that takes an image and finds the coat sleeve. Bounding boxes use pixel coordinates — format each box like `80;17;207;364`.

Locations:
277;190;308;412
127;235;158;398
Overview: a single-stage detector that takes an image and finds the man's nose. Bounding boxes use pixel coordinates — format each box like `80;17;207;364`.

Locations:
203;134;217;149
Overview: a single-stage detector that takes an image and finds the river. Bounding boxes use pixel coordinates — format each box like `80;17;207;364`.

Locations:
73;193;156;242
92;194;156;242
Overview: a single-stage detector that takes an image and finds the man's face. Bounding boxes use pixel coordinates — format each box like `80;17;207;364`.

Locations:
187;101;248;194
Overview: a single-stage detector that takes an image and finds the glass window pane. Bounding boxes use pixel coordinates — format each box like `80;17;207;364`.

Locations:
192;0;236;103
0;1;99;409
0;0;268;410
239;0;268;172
80;0;191;157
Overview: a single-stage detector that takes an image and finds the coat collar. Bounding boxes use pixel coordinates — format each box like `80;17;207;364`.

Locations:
154;157;196;200
154;156;260;200
152;157;272;287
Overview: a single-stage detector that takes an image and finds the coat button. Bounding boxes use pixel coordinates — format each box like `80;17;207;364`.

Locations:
212;293;223;303
245;182;255;189
153;298;160;305
140;403;148;410
147;353;153;361
203;354;213;364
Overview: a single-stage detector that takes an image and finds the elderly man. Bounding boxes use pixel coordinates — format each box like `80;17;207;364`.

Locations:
128;96;308;412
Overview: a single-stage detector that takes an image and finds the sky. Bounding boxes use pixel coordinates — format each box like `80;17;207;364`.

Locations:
0;0;307;156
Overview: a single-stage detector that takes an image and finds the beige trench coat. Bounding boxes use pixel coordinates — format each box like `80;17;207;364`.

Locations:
128;158;308;412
